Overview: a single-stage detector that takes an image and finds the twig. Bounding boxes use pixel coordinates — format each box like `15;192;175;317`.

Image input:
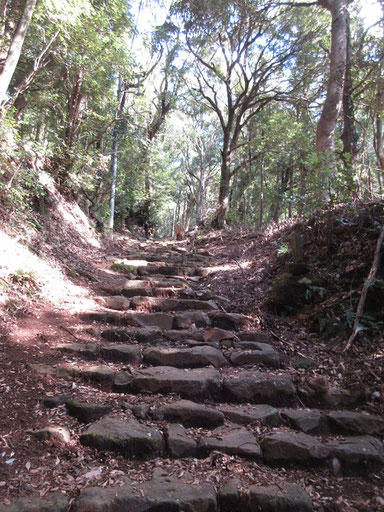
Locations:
344;225;384;352
231;259;247;279
59;325;79;340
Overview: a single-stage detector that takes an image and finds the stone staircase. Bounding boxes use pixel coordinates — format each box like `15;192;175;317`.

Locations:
5;241;383;512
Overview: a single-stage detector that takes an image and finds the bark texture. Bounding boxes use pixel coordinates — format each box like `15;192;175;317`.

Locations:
316;0;348;158
0;0;37;105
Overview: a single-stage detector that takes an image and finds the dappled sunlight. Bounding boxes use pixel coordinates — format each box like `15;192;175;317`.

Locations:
208;260;253;273
0;229;97;311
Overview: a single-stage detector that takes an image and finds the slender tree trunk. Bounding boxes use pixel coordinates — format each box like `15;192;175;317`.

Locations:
109;75;122;230
259;155;264;228
5;29;60;109
288;166;293;218
0;0;37;105
316;0;348;174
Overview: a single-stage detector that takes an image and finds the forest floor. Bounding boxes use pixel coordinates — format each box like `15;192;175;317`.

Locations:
0;191;383;510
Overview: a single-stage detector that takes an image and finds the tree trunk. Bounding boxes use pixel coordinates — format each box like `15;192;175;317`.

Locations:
109;75;122;230
211;163;231;229
211;136;233;229
5;29;60;109
316;0;348;171
0;0;37;105
259;155;264;228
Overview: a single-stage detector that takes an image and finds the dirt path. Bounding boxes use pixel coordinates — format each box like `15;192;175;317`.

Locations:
0;236;383;511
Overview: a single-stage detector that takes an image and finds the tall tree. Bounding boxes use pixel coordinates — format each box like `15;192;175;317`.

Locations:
316;0;349;172
173;0;313;228
0;0;37;105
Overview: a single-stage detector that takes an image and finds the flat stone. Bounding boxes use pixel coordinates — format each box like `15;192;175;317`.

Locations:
129;366;221;399
223;371;296;406
327;411;384;435
103;295;131;311
42;393;73;408
138;265;194;276
166;424;198;457
66;399;112;423
58;343;98;359
199;427;262;460
101;326;163;344
261;431;330;463
324;387;368;407
81;365;115;384
132;404;151;419
122;259;149;267
247;483;313;512
77;310;126;325
230;345;280;368
111;263;137;274
124;312;174;330
122;279;153;289
143;346;228;368
218;478;241;512
122;286;152;298
28;425;71;444
218;404;280;426
281;409;323;433
154;400;225;428
80;416;163;459
0;493;68;512
112;371;135;392
204;328;238;342
99;344;141;363
149;279;189;288
209;312;247;330
330;435;384;465
164;329;205;342
174;311;211;329
72;474;217;512
131;296;218;312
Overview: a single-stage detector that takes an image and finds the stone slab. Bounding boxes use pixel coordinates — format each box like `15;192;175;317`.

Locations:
80;416;163;459
223;371;296;406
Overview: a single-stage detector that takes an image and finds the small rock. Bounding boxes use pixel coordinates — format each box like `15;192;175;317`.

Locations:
281;409;323;433
153;400;224;428
308;376;329;394
66;400;112;423
247;483;313;511
42;393;73;408
166;424;198;458
261;431;330;463
80;416;163;459
28;426;71;444
199;427;262;460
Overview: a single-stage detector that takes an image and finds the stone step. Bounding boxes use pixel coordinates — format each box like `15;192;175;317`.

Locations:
122;278;188;289
81;416;164;458
99;295;219;312
113;366;221;400
78;310;212;330
122;286;213;300
68;473;315;512
153;399;225;428
130;296;219;312
59;341;281;370
137;265;196;277
143;345;228;368
77;412;384;472
223;371;297;406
